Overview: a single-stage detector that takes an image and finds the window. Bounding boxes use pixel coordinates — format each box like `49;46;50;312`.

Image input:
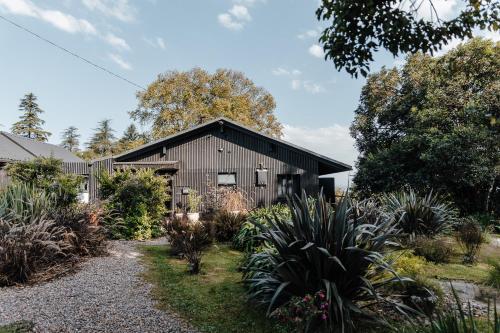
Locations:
256;169;268;186
217;172;236;186
277;174;300;199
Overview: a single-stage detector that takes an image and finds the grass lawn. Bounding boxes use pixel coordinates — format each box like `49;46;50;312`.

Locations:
0;322;33;333
141;244;288;333
419;236;499;284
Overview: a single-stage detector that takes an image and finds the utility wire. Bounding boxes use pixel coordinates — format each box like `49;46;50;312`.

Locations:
0;14;146;91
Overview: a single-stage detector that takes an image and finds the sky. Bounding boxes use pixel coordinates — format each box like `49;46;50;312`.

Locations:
0;0;498;188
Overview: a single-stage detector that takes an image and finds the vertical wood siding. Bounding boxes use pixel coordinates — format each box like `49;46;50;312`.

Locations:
117;126;319;209
88;158;114;201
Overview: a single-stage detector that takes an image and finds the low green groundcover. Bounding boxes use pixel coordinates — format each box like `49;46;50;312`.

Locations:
0;321;33;333
141;244;288;333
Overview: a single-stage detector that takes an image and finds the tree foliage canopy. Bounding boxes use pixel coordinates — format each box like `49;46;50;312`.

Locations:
131;68;283;139
351;38;500;214
60;126;80;152
11;93;51;142
317;0;500;77
86;119;116;157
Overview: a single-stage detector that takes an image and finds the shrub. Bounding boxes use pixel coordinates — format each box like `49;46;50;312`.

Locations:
413;237;453;264
391;251;426;278
164;217;212;257
456;218;485;264
182;222;211;274
399;285;499;333
98;169;170;240
381;188;457;238
0;183;54;222
486;260;500;289
243;193;407;333
6;156;83;208
186;190;202;212
0;216;73;285
233;203;290;252
51;204;107;257
213;210;247;242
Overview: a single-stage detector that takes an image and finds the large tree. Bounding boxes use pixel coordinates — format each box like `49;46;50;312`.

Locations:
351;38;499;214
115;124;147;153
60;126;80;152
130;68;283;139
87;119;116;157
316;0;500;77
11;93;51;141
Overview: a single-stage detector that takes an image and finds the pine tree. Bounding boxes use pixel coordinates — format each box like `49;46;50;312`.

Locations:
60;126;80;152
11;93;51;141
115;124;147;153
87;119;116;156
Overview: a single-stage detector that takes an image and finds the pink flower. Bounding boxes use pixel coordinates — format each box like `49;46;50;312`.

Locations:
321;313;328;321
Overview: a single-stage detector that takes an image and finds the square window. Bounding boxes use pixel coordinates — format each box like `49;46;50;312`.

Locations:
217;172;236;186
256;169;268;186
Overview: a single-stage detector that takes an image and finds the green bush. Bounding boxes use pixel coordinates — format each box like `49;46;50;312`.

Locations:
456;218;485;264
0;182;54;222
486;260;500;289
381;188;457;238
213;210;247;242
6;157;83;208
413;237;454;263
243;193;407;333
233;203;290;252
98;169;170;240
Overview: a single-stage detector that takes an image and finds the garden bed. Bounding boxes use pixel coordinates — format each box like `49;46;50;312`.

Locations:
141;244;288;333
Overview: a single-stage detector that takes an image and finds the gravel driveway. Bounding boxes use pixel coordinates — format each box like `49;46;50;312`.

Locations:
0;240;198;333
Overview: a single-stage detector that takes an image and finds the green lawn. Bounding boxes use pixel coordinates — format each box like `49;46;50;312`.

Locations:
419;237;498;284
0;322;33;333
141;244;288;333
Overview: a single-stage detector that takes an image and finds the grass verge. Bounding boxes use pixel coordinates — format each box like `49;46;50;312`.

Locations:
141;244;288;333
0;321;33;333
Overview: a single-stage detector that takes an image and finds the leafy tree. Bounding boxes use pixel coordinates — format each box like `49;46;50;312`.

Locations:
11;93;51;141
6;156;83;208
60;126;80;152
316;0;500;77
115;124;147;153
351;38;500;214
86;119;116;157
130;68;283;139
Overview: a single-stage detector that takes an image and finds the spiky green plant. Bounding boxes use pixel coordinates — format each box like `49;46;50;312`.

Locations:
243;192;408;333
0;183;54;223
381;188;457;238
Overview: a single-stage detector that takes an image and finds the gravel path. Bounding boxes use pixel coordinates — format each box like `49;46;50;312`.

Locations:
0;240;198;333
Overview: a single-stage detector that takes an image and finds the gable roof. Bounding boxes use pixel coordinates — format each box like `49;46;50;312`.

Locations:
114;117;351;174
0;131;84;163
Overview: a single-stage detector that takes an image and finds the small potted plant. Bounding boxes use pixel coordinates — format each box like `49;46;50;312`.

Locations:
174;202;184;219
186;190;202;222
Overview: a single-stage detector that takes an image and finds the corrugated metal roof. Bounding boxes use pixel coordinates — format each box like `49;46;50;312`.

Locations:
113;117;352;173
0;132;84;163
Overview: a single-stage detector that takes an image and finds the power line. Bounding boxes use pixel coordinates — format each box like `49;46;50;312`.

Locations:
0;14;146;91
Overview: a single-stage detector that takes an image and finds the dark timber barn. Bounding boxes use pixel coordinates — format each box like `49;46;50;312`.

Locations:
88;118;351;210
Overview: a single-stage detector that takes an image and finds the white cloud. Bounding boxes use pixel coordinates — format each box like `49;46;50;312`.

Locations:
108;53;131;70
303;81;326;94
103;32;130;50
82;0;136;22
156;37;166;49
283;124;358;189
218;4;252;30
297;27;322;40
291;79;301;90
229;4;251;21
272;67;301;76
434;29;500;56
290;79;325;94
308;44;324;58
0;0;97;35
